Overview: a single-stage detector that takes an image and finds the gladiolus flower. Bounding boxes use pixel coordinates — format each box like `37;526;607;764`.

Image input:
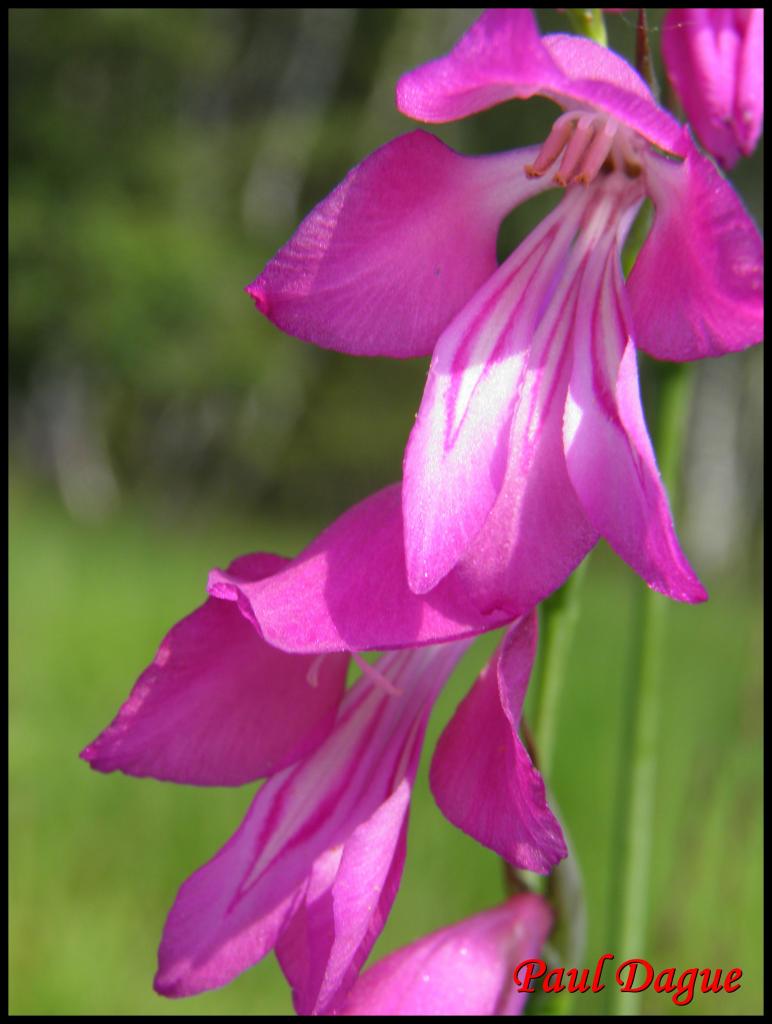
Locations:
662;9;764;169
249;10;763;622
83;556;565;1011
338;893;553;1016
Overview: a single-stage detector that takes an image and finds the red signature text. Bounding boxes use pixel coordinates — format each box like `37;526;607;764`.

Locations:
513;955;742;1007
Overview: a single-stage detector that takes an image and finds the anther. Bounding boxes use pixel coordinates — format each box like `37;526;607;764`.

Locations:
524;112;579;178
525;111;642;187
571;117;618;185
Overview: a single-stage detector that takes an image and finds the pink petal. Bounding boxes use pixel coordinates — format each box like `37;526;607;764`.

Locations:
81;554;348;786
734;9;764;158
564;236;707;603
403;183;593;593
209;485;515;654
396;11;685;155
276;786;410;1016
338;893;553;1016
662;10;740;167
662;9;764;168
431;615;567;874
628;144;763;361
248;130;552;359
449;191;602;615
541;34;686;155
396;10;563;123
155;644;467;998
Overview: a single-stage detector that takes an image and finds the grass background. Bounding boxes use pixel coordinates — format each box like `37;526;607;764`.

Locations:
9;474;762;1015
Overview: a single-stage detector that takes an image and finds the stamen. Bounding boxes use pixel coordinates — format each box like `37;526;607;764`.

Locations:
524;112;579;178
572;117;617;185
525;112;643;188
351;651;402;697
306;653;326;688
554;114;597;185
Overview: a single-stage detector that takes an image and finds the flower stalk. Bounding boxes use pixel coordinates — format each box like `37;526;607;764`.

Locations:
607;361;693;1015
565;9;608;48
531;559;590;781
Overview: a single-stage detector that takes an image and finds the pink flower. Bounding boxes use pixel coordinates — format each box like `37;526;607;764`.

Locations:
338;893;553;1016
81;553;349;785
662;9;764;169
83;555;565;1012
249;10;763;623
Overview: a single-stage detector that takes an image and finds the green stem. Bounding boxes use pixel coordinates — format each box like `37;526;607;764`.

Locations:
606;363;692;1015
519;562;590;1015
531;558;590;781
564;8;608;47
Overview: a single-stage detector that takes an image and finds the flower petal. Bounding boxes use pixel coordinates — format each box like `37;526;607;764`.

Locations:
734;9;764;158
396;11;685;155
564;238;707;603
81;554;348;786
403;187;591;593
662;10;739;167
431;614;567;874
209;486;515;654
541;34;687;155
276;785;410;1016
662;9;764;168
155;644;466;998
449;190;602;615
248;130;552;359
628;144;763;361
396;10;563;123
339;893;553;1016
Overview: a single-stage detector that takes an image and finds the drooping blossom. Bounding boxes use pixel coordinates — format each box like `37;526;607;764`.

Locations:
338;893;553;1016
249;10;763;628
83;554;565;1012
662;9;764;169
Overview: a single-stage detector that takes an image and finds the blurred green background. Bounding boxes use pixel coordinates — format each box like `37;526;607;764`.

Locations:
9;9;762;1016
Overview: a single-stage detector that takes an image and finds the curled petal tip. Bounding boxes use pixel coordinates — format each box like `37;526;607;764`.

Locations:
79;737;115;773
78;743;98;767
655;575;708;606
153;973;181;1000
245;279;269;315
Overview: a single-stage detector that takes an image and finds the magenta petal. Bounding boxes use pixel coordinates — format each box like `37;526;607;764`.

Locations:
453;393;597;618
448;192;601;615
155;644;466;998
403;189;599;597
397;11;684;155
339;893;552;1016
403;185;587;594
564;248;707;603
396;10;562;123
248;130;551;359
628;144;763;362
81;554;348;786
210;486;515;654
276;786;410;1016
734;9;764;158
431;615;567;874
662;9;764;168
541;34;686;156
